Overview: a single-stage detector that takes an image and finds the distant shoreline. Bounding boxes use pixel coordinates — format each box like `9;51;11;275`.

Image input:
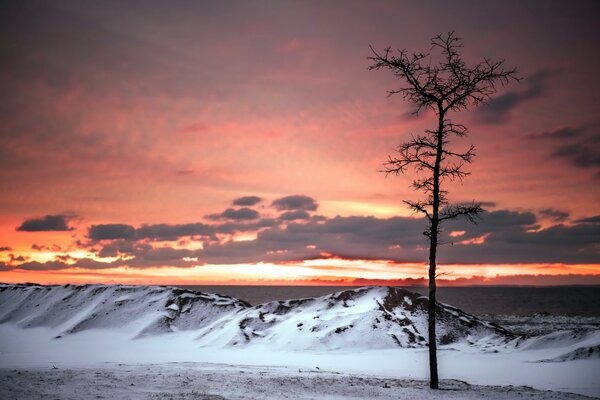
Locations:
2;282;599;315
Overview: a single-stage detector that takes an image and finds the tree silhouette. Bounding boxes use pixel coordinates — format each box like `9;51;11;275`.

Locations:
368;32;518;389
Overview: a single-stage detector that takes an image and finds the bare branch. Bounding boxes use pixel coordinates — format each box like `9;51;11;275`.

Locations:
368;45;440;112
439;163;470;182
442;144;476;162
372;32;517;219
403;200;432;221
439;202;484;223
435;271;452;279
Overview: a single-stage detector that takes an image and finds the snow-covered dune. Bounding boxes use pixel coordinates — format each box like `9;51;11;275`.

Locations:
194;286;511;349
0;283;509;349
0;283;248;338
540;345;600;362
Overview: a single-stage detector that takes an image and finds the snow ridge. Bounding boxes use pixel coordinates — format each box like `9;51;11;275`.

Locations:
0;283;511;349
0;283;248;338
193;286;512;349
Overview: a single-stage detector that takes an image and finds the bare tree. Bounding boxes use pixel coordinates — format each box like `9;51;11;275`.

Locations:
368;32;518;389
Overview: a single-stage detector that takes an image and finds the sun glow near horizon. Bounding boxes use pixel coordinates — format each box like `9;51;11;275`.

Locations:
2;255;599;286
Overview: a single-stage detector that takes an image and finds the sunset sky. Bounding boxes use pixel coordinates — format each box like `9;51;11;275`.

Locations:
1;1;599;285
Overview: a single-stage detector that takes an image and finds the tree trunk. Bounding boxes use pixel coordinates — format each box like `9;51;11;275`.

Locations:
428;227;439;389
428;106;444;390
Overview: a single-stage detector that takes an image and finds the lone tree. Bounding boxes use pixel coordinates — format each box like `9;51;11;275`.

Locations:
368;32;518;389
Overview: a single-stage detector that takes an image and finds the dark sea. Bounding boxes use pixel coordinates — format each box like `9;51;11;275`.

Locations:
178;285;600;316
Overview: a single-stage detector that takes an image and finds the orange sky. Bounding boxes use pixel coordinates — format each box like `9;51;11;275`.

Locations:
0;2;599;286
2;265;600;286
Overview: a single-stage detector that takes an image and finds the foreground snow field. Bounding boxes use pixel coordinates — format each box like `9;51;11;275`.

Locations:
0;363;593;400
0;284;599;398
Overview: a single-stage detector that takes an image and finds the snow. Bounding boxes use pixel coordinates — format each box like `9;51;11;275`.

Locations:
0;283;247;338
0;284;509;349
191;286;511;350
483;313;600;336
0;283;599;399
0;363;592;400
540;345;600;362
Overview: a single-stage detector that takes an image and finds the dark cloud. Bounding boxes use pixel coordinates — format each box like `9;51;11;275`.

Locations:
88;224;136;240
279;211;311;221
16;214;75;232
233;196;262;206
201;209;600;265
551;134;600;169
6;260;72;271
527;126;582;140
201;215;429;264
272;195;318;211
31;243;63;251
477;70;553;124
84;244;198;268
9;254;26;263
440;216;599;264
539;209;570;222
528;125;600;176
5;203;600;271
136;223;214;240
0;246;12;252
222;208;260;220
445;209;537;235
206;207;260;221
89;222;215;242
214;218;278;235
575;215;600;224
9;245;200;270
130;246;195;265
97;239;139;258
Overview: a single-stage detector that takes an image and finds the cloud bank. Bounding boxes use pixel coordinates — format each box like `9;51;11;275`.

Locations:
5;195;599;272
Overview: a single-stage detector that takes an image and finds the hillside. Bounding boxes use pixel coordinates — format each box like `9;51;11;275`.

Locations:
0;283;509;349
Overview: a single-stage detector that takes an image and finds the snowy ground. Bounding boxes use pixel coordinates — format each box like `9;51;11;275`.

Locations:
0;323;599;399
0;362;594;400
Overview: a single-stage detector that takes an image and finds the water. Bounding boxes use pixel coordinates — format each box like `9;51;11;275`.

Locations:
178;285;600;316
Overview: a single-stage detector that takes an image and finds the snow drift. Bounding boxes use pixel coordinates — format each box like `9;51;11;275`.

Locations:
0;283;248;338
193;286;512;349
540;345;600;362
0;283;510;349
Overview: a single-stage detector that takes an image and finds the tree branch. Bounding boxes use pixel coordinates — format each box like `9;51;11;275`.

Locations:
404;200;432;221
439;202;483;223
